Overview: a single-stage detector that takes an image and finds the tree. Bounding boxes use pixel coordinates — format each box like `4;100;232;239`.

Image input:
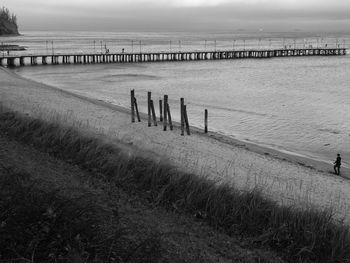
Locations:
0;6;19;35
0;6;18;26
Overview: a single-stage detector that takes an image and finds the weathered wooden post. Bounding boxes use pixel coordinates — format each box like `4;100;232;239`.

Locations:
204;109;208;133
180;98;184;136
184;105;190;135
134;97;141;122
131;89;135;123
20;57;25;66
159;99;163;122
163;95;168;131
167;103;173;130
148;92;152;127
150;99;157;126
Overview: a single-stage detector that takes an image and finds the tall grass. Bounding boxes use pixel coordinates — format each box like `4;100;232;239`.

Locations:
1;108;350;262
0;165;112;262
0;164;163;263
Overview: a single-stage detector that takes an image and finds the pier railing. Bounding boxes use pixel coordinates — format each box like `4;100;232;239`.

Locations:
0;48;347;67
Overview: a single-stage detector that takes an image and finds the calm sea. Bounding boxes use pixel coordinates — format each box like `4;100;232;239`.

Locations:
3;31;350;168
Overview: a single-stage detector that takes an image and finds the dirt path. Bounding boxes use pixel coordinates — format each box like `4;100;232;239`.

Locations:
0;132;285;262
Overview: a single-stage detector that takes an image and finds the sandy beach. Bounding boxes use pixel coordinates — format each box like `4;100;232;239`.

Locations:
1;66;350;222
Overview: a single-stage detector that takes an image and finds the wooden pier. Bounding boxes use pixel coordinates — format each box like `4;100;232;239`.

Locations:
0;48;347;67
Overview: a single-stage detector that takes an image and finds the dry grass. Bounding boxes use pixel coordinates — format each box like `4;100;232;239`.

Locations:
0;107;350;262
0;163;163;263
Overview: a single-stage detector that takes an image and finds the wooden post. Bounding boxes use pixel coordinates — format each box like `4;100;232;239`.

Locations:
131;89;135;123
159;99;163;122
167;103;173;130
184;105;190;135
180;98;184;136
163;95;168;131
134;97;141;122
150;99;157;126
204;109;208;133
148;92;151;127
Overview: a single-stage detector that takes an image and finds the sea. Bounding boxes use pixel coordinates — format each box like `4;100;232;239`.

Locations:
2;30;350;168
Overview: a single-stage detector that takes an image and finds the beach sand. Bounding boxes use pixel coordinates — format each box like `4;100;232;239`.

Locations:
1;66;350;222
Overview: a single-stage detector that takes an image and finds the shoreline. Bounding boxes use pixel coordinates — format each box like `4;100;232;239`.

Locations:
1;66;350;222
5;66;349;180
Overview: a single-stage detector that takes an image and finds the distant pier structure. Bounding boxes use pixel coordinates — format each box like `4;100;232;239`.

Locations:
0;48;347;67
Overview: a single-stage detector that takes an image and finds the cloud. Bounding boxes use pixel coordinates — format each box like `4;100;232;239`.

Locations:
2;0;350;32
170;0;232;7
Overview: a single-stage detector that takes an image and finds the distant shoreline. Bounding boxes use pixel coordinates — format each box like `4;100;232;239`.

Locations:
0;44;26;51
0;33;20;37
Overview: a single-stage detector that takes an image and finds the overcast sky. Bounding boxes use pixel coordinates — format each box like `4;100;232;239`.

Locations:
2;0;350;32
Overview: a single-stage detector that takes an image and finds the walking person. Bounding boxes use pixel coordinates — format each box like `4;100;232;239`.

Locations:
333;153;341;175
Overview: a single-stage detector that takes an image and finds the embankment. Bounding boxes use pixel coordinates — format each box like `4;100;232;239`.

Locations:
1;107;350;262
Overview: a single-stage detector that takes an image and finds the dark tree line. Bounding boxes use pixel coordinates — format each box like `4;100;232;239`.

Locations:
0;6;17;25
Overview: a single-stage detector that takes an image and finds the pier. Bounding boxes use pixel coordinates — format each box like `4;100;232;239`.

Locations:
0;48;347;67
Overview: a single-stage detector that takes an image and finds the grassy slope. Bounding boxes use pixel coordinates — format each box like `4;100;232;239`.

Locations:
0;116;283;262
0;108;350;262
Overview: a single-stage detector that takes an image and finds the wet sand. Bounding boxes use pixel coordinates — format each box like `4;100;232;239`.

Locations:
1;66;350;222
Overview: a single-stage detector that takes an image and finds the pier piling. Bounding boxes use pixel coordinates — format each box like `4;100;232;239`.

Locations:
163;95;168;131
204;109;208;134
148;92;152;127
167;103;173;131
159;99;163;122
134;97;141;122
131;89;135;123
180;98;185;136
184;105;190;135
150;99;157;126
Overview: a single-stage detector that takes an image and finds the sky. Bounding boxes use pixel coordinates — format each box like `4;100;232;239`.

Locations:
2;0;350;32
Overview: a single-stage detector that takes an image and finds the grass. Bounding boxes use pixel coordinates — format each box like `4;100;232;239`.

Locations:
0;165;111;262
0;164;163;263
1;108;350;263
